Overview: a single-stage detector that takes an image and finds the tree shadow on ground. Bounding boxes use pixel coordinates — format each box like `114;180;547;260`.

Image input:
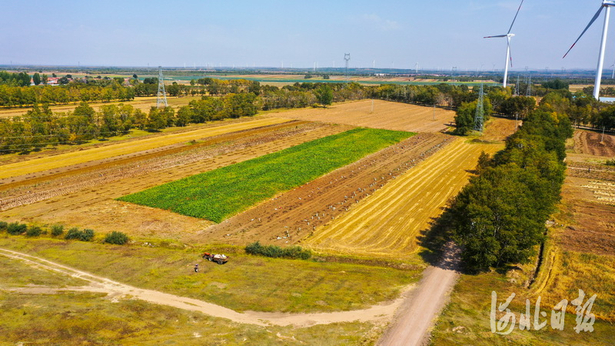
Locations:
416;205;455;267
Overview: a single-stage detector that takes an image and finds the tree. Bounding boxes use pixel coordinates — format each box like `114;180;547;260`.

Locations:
454;101;476;135
314;85;333;107
32;73;41;85
42;74;48;85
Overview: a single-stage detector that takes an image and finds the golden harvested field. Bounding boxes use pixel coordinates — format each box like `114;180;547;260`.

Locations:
267;100;456;132
0;96;199;119
0;117;293;181
305;138;503;258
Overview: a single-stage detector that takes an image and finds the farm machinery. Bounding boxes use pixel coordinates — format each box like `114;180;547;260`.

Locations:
202;252;228;264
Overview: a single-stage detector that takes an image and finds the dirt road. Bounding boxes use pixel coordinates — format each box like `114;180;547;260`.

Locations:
377;242;461;346
0;247;409;328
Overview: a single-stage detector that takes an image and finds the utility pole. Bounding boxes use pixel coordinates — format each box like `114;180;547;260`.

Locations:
474;84;485;132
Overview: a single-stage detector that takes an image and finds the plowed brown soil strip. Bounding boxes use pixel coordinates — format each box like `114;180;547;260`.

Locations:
266;100;456;133
0;123;351;239
306;138;503;258
574;129;615;157
198;133;453;245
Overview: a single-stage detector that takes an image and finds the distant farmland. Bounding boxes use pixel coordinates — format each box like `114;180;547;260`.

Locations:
118;128;414;222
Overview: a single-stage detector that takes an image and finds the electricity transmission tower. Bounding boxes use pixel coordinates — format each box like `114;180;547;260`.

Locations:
344;53;351;83
474;84;485;132
156;66;168;108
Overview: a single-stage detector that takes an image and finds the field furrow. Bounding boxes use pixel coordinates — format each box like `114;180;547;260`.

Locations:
0;117;293;181
306;138;503;257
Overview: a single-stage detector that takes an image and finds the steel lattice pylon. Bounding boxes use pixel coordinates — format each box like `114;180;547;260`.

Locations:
474;83;484;132
156;66;168;108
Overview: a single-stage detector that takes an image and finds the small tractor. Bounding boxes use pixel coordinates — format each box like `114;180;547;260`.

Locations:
202;252;229;264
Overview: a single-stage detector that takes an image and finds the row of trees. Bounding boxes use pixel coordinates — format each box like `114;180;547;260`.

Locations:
450;99;573;271
0;83;135;107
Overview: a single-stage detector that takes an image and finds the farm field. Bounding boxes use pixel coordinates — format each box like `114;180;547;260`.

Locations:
0;122;350;238
430;128;615;345
118;128;414;222
305;138;503;258
0;116;293;182
0;96;200;119
266;99;456;133
572;129;615;157
201;132;453;246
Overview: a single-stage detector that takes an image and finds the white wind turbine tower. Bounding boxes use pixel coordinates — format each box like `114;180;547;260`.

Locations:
563;0;615;100
484;0;525;88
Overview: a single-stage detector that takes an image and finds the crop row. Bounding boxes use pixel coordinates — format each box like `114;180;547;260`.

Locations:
118;128;414;222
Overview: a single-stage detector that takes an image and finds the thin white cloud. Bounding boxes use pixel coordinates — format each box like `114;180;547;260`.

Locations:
359;14;402;31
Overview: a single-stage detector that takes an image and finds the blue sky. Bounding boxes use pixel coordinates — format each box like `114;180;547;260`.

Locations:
1;0;613;71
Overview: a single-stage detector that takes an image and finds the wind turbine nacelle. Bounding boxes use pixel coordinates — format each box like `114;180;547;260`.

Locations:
604;0;615;6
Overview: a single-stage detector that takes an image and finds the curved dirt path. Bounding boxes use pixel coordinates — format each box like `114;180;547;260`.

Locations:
377;242;461;346
0;247;409;327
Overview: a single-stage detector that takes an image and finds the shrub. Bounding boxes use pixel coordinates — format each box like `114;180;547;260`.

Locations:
245;241;311;260
0;221;7;232
65;228;95;242
606;158;615;166
7;222;27;235
104;231;129;245
51;224;64;237
81;229;95;242
25;226;42;237
65;227;81;240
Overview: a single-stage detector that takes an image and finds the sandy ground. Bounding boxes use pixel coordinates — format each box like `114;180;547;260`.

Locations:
0;247;411;328
266;100;456;133
377;242;461;346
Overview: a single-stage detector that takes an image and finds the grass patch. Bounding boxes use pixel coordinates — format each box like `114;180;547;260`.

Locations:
0;290;378;345
118;128;414;222
430;271;615;346
0;237;419;313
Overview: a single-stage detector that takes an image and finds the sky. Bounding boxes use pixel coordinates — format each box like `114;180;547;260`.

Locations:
1;0;614;71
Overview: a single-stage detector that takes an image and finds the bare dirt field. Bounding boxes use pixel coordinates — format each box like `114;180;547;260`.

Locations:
556;175;615;256
305;138;504;258
0;122;350;239
573;129;615;157
198;133;453;246
266;100;456;133
481;117;519;142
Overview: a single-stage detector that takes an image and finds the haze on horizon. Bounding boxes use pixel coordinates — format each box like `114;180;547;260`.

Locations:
1;0;612;71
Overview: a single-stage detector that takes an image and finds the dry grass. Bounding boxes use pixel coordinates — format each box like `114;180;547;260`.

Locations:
305;138;503;258
267;100;456;133
0;117;292;180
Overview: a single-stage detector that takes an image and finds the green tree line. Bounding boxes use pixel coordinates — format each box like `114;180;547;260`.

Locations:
450;93;573;271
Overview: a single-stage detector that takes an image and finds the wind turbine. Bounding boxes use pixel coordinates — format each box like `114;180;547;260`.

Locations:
563;0;615;99
484;0;525;88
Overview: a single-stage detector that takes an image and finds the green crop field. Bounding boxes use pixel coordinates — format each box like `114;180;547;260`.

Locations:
118;128;414;222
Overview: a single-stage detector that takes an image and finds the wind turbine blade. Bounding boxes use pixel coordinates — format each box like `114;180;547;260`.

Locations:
507;0;525;34
563;6;605;58
484;34;508;38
